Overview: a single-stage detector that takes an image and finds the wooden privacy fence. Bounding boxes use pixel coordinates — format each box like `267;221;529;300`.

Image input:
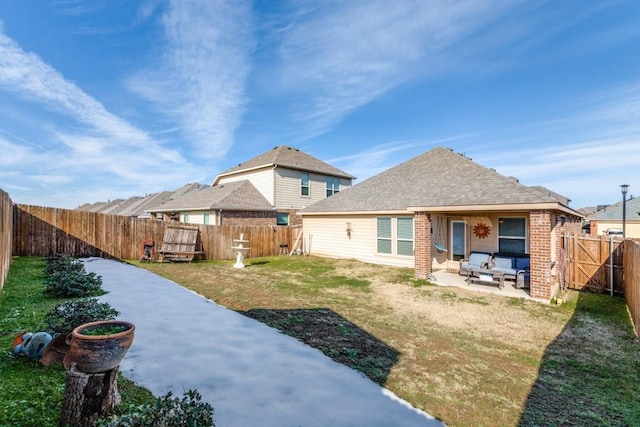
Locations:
13;204;292;261
625;239;640;335
0;189;13;291
562;233;624;294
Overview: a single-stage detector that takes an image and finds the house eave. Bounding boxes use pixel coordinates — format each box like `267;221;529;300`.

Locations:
147;206;214;213
274;164;355;180
148;205;275;213
407;202;584;217
300;209;410;216
212;164;273;185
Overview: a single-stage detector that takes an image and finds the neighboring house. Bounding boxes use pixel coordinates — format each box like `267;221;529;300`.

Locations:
146;180;274;225
147;145;354;226
301;146;583;300
77;183;207;218
211;145;355;226
586;196;640;237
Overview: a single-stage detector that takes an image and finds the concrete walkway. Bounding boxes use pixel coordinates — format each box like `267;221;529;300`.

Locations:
82;258;443;427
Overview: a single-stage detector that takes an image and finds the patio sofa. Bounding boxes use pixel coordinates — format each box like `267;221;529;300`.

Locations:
489;253;530;288
459;251;492;277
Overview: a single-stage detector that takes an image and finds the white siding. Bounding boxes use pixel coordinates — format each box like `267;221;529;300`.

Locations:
275;168;351;210
217;168;275;206
302;215;414;268
595;220;640;237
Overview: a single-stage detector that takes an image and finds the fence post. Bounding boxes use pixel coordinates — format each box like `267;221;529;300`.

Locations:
609;236;614;297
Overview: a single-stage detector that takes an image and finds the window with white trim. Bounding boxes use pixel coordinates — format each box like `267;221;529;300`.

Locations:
301;173;310;197
396;217;414;256
203;212;210;225
377;217;414;256
377;217;392;254
276;213;289;225
498;217;526;254
182;213;189;224
326;177;340;196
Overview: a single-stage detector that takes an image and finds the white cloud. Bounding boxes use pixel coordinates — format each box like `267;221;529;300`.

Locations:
0;28;184;157
128;0;254;159
469;82;640;207
275;0;514;138
0;26;205;207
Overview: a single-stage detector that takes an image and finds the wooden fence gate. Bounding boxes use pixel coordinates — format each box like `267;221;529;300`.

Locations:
563;233;624;294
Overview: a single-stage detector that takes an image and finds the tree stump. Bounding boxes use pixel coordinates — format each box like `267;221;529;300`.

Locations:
59;364;121;427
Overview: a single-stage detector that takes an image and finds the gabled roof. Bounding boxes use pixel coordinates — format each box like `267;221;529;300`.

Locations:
213;145;355;184
587;196;640;221
302;146;581;216
76;183;208;217
148;180;274;213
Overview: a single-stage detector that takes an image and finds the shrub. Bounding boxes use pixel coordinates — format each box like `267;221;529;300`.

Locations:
42;253;104;297
98;390;215;427
43;253;84;276
44;268;103;297
44;298;120;335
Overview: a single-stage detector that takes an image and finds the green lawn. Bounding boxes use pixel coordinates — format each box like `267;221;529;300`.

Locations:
0;257;155;427
2;255;639;426
137;255;640;427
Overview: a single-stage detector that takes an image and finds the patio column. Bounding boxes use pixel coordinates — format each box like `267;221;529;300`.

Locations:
529;210;553;299
414;211;432;280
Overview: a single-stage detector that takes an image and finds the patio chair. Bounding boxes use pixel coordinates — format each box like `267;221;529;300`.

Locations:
489;253;530;285
458;251;492;277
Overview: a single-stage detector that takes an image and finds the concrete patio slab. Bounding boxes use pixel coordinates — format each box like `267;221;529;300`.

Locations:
430;269;536;300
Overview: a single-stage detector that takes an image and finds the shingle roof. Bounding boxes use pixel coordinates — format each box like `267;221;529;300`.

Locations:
528;186;571;206
76;183;208;217
148;180;273;212
587;196;640;220
213;145;354;183
303;146;578;213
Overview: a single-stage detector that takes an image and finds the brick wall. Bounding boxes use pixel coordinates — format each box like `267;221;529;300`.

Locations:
278;209;302;227
529;210;553;299
221;210;277;226
414;212;432;280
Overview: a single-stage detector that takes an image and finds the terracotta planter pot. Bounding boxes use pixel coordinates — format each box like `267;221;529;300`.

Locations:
63;320;135;373
40;334;70;366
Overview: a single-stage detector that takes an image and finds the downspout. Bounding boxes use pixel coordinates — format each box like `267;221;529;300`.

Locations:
218;209;223;226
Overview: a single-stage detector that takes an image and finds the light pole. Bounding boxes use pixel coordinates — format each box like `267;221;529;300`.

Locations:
621;184;629;239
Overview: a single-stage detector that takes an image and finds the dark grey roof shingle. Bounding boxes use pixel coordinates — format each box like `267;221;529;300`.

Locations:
303;146;575;213
587;196;640;220
215;145;354;182
149;180;273;212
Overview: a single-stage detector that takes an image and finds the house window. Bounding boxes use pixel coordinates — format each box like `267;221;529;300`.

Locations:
182;213;189;224
396;217;414;256
277;213;289;226
203;212;210;225
326;177;340;197
301;173;310;197
498;217;526;254
377;217;392;254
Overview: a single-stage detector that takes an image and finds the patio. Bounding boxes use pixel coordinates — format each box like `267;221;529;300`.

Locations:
430;269;535;300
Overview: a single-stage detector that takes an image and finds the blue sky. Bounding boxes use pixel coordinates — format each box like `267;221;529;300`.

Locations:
0;1;639;210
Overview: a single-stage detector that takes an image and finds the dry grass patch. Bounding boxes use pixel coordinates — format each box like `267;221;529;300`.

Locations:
135;256;640;427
